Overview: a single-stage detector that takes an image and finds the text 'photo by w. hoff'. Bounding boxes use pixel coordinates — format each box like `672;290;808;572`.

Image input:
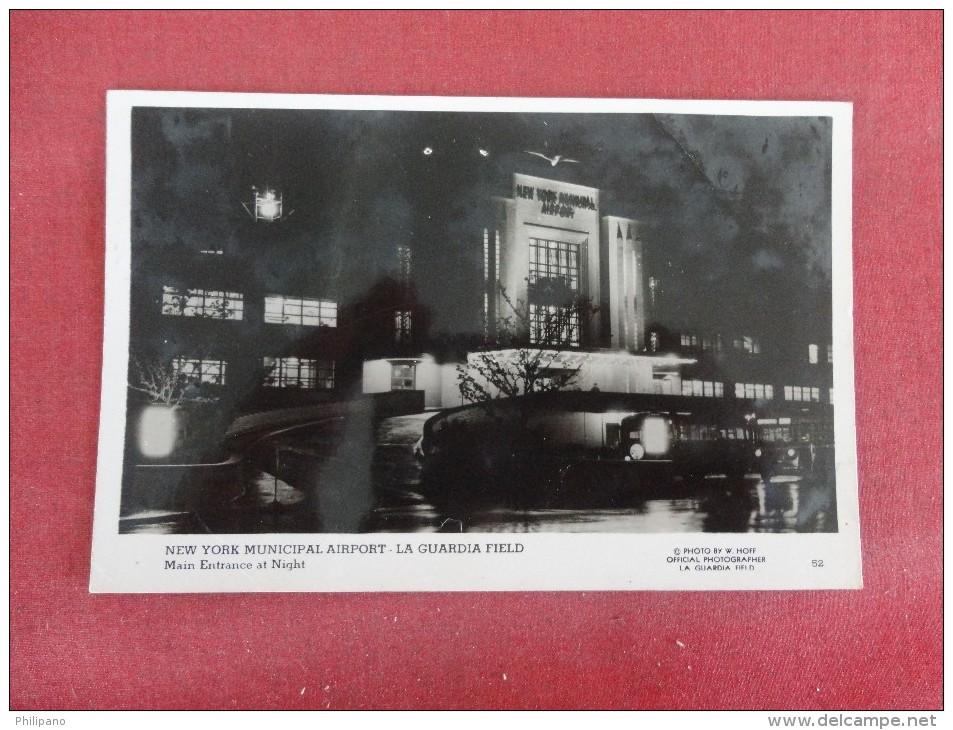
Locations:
91;93;860;592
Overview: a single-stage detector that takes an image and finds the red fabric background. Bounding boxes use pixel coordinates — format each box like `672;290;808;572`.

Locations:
10;11;942;710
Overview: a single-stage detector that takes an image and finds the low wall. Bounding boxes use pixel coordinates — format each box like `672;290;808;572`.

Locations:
367;390;425;419
124;455;244;516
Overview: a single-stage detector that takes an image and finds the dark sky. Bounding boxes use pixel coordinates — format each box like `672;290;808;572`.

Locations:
131;106;833;348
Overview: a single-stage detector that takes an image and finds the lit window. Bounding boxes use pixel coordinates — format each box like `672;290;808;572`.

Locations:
735;383;774;399
391;363;416;391
827;344;833;364
162;286;243;319
395;310;412;344
529;303;579;346
173;357;227;385
809;344;818;364
264;296;336;327
783;385;821;403
263;357;334;389
397;244;412;283
829;388;835;404
528;238;580;295
681;380;724;397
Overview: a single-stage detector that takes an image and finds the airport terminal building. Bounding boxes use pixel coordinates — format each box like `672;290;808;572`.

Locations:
362;170;833;419
363;173;687;408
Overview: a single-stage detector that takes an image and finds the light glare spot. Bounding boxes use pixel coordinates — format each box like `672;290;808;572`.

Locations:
139;406;177;457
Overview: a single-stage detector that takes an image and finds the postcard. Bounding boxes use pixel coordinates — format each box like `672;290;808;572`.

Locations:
90;92;861;591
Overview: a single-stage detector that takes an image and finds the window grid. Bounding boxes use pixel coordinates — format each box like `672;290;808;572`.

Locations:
263;357;334;389
264;296;337;327
783;385;821;403
528;238;580;293
734;382;774;399
681;380;724;397
162;286;244;319
174;357;227;385
529;304;580;346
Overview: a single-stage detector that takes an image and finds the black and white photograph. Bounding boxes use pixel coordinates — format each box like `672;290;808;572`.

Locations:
92;93;860;591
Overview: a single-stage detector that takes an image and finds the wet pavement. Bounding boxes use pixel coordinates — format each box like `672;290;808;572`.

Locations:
123;411;838;535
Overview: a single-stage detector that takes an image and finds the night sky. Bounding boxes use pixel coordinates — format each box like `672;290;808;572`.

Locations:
131;105;833;356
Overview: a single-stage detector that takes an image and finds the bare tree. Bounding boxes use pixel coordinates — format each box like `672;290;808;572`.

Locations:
457;284;597;404
128;350;218;407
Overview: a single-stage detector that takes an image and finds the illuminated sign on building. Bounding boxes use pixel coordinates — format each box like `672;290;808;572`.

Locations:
515;183;598;219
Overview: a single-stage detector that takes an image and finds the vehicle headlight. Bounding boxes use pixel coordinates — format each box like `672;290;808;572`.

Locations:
787;448;796;457
755;448;762;457
629;443;645;460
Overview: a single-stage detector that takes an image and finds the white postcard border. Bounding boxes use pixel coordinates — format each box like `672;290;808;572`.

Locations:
91;91;861;592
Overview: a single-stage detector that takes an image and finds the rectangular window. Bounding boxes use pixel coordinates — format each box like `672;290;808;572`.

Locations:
263;357;334;389
827;344;834;364
784;385;821;403
173;357;226;385
390;363;416;391
162;286;243;319
528;238;580;296
681;380;724;397
736;383;774;399
264;296;336;327
809;343;819;364
529;303;580;346
397;244;412;282
395;310;412;344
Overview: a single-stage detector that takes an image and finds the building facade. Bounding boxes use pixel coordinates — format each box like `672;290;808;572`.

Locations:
362;170;833;422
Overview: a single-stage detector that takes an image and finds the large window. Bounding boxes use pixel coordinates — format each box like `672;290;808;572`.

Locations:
528;238;582;347
264;296;337;327
681;380;724;397
529;238;580;297
162;286;243;319
529;304;580;346
734;383;774;399
263;357;334;389
784;385;820;403
174;357;226;385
